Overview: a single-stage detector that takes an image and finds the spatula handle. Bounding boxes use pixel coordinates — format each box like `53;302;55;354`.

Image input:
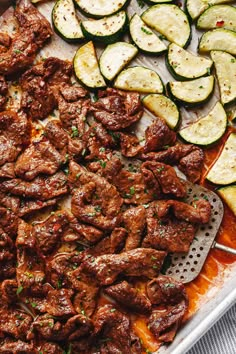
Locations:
213;242;236;255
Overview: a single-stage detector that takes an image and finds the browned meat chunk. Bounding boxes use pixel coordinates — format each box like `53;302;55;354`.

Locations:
15;139;64;180
140;144;204;183
82;248;166;285
91;88;143;130
18;198;57;217
57;84;90;133
0;33;11;52
45;120;68;150
143;199;211;253
119;132;142;157
141;161;186;198
0;207;18;237
143;118;176;153
105;281;152;314
0;308;32;340
0;192;20;213
123;206;146;251
0;339;36;354
0;162;15;178
69;161;123;230
32;313;92;341
0;111;30;167
0;0;52;75
147;276;188;343
0;171;68;200
0;75;8;110
20;57;72;120
1;279;18;304
38;342;64;354
46;288;76;318
93;304;142;353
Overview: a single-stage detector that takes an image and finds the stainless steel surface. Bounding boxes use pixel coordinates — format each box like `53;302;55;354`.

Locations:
214;241;236;256
166;181;224;283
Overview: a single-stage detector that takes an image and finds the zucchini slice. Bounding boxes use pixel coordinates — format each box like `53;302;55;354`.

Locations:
167;76;215;107
129;14;167;55
217;185;236;216
142;4;191;48
81;11;128;44
199;28;236;56
207;133;236;185
197;5;236;32
99;42;138;81
52;0;84;42
167;43;213;81
142;94;179;129
179;102;227;146
73;41;106;90
74;0;129;18
186;0;233;21
210;50;236;106
144;0;173;4
114;66;164;94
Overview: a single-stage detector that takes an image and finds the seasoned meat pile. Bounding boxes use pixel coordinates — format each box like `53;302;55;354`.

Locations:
0;2;212;352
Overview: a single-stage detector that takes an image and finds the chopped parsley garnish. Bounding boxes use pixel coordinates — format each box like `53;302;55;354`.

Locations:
31;302;37;308
57;279;63;289
110;308;116;313
130;186;135;195
71;126;79;138
14;49;22;54
141;27;152;35
16;285;23;295
164;283;175;288
99;160;106;168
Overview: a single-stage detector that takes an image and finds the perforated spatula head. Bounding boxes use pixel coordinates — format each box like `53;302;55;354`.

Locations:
165;181;224;283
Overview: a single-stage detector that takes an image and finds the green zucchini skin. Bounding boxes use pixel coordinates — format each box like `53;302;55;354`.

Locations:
81;11;129;44
198;28;236;56
166;43;213;81
167;76;215;108
52;0;84;43
74;0;130;19
197;4;236;32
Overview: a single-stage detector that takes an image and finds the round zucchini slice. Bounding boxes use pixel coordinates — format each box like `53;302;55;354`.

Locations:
167;43;213;81
167;76;215;107
210;50;236;106
206;133;236;185
73;41;106;90
99;42;138;82
81;11;128;44
217;185;236;216
74;0;129;18
185;0;233;21
114;66;164;94
199;28;236;56
129;14;167;55
197;5;236;32
179;102;227;146
142;4;191;48
52;0;84;42
142;94;179;129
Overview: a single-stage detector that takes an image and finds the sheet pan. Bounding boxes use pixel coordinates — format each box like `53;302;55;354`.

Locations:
1;0;236;352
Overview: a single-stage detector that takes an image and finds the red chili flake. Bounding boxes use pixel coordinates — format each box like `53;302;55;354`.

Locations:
53;223;61;232
216;21;224;27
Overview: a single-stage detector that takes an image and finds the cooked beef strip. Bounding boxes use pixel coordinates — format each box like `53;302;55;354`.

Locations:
0;171;68;200
15;139;64;180
105;281;152;314
0;339;36;354
0;162;15;178
123;205;146;251
140;144;204;183
0;111;30;167
82;248;166;285
0;207;18;237
1;279;18;304
0;308;32;340
143;117;176;153
141;161;186;198
91;88;143;130
0;33;11;52
20;58;72;120
18;198;57;217
69;161;123;231
119;132;143;158
0;75;8;110
46;288;76;318
147;276;188;343
32;313;93;341
93;304;142;354
0;0;52;75
38;342;64;354
143;199;211;253
0;192;20;213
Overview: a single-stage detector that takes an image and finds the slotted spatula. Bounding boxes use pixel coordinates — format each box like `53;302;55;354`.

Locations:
165;181;236;283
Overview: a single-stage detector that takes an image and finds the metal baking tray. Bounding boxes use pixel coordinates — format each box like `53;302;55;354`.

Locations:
1;1;236;352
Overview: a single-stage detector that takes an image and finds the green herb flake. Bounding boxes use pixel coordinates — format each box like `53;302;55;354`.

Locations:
231;58;235;63
137;0;145;8
141;27;152;35
31;302;37;308
110;308;116;313
14;49;22;54
194;236;199;241
159;34;166;41
76;172;82;180
71;126;79;138
152;265;158;269
206;67;211;75
130;186;135;195
16;285;23;295
157;166;164;173
86;212;96;217
99;160;106;168
99;147;105;153
143;204;150;209
94;205;102;212
199;86;203;89
151;256;157;261
57;279;63;289
164;283;175;288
